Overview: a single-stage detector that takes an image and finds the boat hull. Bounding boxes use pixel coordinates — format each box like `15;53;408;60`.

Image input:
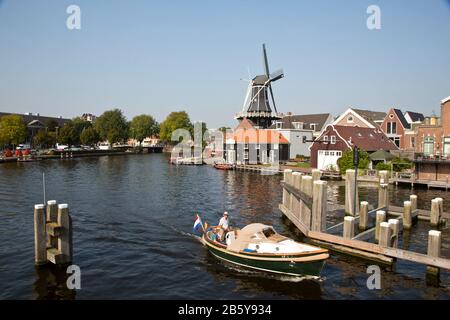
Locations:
204;237;327;277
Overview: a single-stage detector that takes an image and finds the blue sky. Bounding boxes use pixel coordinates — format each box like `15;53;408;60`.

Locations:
1;0;449;127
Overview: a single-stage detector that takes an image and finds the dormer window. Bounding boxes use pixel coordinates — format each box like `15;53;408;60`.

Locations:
310;123;317;131
293;122;304;130
276;122;282;129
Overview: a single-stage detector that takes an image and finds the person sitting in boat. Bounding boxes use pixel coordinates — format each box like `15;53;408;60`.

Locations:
217;212;230;242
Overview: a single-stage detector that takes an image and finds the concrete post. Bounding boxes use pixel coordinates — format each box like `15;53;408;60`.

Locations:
375;210;386;242
388;219;400;248
359;201;369;230
311;169;321;182
379;222;392;247
312;180;327;232
345;169;358;216
403;200;412;230
300;175;313;229
57;204;72;264
378;170;389;211
430;198;440;227
426;230;441;282
34;204;47;266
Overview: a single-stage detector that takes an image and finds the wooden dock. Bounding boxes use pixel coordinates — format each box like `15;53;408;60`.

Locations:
391;172;450;190
280;169;449;283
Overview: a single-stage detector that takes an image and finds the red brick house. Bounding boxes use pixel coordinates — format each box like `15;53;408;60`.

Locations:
310;125;398;170
413;96;450;181
380;108;410;149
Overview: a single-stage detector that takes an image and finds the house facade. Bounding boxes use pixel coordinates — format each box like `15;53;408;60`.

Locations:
332;108;386;128
268;113;333;158
413;96;450;181
310;125;398;170
224;118;289;164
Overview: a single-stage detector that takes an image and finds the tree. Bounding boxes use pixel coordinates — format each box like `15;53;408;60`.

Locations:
45;119;59;132
80;126;100;146
129;114;159;145
72;117;92;143
33;129;56;148
94;109;129;144
336;149;370;175
0;115;27;147
58;122;77;145
159;111;193;144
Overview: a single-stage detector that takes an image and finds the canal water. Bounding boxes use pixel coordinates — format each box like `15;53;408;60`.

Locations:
0;154;448;299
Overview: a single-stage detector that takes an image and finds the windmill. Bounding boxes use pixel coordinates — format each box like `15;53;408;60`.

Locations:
235;44;284;129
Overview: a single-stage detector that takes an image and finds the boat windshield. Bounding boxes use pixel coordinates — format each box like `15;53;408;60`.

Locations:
262;227;276;238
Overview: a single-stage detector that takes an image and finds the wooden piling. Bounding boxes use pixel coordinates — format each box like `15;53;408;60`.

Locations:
300;175;313;229
282;169;293;210
403;200;412;230
430;198;440;227
34;204;47;266
291;172;302;219
379;222;392;247
311;169;321;182
359;201;369;230
378;170;389;211
409;195;417;212
345;169;358;216
57;204;72;264
312;180;327;232
388;219;400;248
46;200;58;248
343;216;355;239
375;210;386;242
426;230;441;281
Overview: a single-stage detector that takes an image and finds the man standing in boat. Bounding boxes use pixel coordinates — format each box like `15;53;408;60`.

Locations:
217;212;230;241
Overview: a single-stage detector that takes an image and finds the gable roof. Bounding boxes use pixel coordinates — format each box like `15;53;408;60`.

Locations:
392;108;411;129
404;111;425;123
441;96;450;104
268;113;331;131
319;125;398;151
351;108;386;126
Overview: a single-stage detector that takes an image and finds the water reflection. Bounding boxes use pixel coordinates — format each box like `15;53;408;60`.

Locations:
33;265;76;300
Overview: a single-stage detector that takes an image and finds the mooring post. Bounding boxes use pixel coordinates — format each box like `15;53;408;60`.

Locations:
46;200;58;248
409;195;417;212
379;222;392;247
300;175;313;229
311;169;321;182
426;230;441;282
34;204;47;266
388;219;400;248
57;204;72;264
345;169;358;216
436;197;443;224
282;169;293;210
291;172;302;219
378;170;389;212
312;180;327;232
359;201;369;230
375;210;386;242
430;198;440;227
343;216;356;239
403;200;412;230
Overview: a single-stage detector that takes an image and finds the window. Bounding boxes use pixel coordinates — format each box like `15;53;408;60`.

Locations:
337;151;342;156
293;122;303;129
244;151;249;160
444;137;450;156
330;136;336;144
411;137;415;148
276;122;282;129
310;123;317;131
323;136;328;144
347;116;354;123
387;122;397;134
423;136;434;156
244;142;249;149
256;144;260;150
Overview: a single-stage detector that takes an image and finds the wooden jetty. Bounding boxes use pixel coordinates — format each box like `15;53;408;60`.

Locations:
279;169;449;283
34;201;73;266
391;172;450;190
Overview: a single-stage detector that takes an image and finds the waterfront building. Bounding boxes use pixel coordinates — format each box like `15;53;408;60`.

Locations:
81;113;97;122
224;118;289;164
331;108;386;128
309;125;397;170
268;113;333;158
413;96;450;182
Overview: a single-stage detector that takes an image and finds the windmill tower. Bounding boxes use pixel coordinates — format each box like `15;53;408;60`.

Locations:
235;44;284;129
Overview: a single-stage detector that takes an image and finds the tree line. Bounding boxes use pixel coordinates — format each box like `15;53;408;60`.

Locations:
0;109;197;149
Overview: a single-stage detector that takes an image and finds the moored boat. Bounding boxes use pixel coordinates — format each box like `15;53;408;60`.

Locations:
201;223;328;277
213;163;234;170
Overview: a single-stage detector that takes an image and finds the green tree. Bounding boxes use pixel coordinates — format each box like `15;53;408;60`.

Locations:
94;109;129;144
129;114;159;145
33;129;56;148
80;126;100;146
336;149;370;175
45;119;59;132
159;111;193;144
72;117;92;143
58;122;77;145
0;115;27;147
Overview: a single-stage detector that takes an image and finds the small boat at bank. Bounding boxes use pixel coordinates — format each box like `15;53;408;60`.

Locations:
213;163;234;170
202;223;328;277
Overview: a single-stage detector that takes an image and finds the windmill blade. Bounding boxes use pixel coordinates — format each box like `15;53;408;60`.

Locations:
262;43;270;77
268;84;278;113
269;69;284;82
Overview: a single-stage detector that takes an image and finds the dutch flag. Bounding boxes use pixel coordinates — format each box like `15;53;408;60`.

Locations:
193;214;204;235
